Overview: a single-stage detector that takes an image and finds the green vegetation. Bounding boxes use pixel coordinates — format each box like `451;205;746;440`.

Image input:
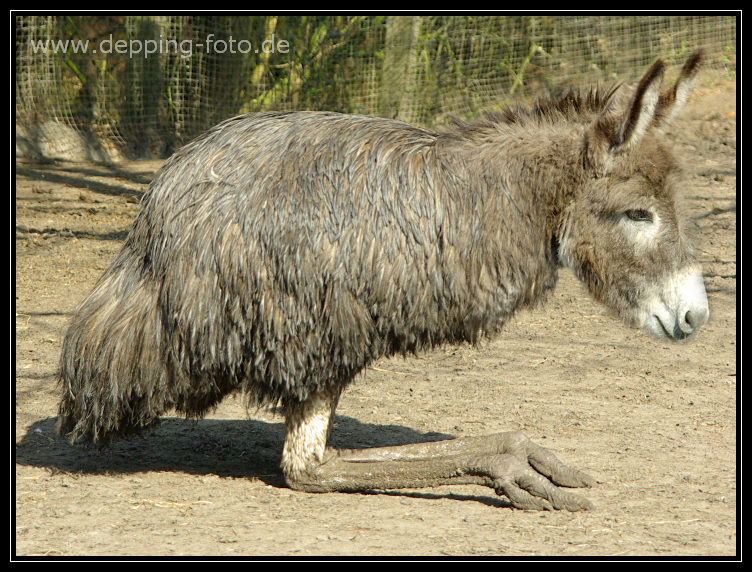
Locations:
15;15;737;158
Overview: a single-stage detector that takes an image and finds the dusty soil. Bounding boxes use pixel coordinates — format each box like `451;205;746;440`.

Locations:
14;81;737;558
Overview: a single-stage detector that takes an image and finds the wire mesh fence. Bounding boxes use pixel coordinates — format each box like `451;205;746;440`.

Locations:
15;14;737;161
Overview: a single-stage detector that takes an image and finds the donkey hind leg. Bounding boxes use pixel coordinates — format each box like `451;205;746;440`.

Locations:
281;387;594;511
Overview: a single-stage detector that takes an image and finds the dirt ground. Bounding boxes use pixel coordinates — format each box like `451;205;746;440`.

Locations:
14;80;737;558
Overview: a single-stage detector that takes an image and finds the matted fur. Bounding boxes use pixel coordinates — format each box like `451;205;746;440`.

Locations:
58;54;706;445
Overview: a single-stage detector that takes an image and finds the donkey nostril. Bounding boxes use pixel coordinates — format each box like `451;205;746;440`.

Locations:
685;306;709;330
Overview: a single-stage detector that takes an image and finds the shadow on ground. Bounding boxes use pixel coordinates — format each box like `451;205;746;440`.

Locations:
16;415;454;490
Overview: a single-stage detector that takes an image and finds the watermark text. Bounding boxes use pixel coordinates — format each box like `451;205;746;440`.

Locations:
30;33;290;59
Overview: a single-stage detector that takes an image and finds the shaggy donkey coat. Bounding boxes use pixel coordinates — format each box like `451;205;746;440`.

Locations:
58;53;708;511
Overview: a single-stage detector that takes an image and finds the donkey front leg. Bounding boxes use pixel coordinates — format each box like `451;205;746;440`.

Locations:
281;388;594;511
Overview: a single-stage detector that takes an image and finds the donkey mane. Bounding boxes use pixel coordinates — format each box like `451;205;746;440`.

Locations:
445;84;624;138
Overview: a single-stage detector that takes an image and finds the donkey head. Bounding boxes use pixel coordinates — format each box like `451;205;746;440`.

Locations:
558;53;709;340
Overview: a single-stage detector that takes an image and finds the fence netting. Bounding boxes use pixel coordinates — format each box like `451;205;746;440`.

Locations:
15;15;737;160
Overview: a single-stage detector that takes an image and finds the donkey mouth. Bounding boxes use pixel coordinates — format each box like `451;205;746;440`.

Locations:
652;315;690;341
646;303;709;341
641;268;709;341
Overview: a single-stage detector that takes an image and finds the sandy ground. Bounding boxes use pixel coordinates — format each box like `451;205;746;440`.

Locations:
14;80;736;558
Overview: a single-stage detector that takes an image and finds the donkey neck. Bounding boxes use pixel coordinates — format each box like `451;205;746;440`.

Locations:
457;120;585;247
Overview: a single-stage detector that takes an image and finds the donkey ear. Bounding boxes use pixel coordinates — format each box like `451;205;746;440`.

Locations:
653;51;703;127
610;59;666;152
585;59;665;174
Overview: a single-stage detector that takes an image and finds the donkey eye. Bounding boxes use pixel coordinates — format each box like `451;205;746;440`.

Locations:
624;209;653;223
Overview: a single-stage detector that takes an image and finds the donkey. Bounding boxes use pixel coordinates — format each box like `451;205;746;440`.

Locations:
58;53;708;510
